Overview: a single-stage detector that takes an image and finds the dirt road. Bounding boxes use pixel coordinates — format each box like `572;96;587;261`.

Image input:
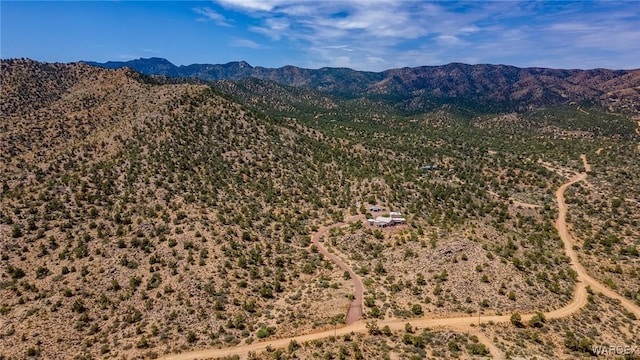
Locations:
165;156;639;360
310;214;366;324
580;153;591;172
556;158;640;319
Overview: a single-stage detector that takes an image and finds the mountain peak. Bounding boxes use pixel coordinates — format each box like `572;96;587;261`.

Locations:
221;60;253;69
136;57;175;65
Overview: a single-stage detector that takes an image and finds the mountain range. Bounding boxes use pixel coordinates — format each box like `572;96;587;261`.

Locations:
86;57;640;113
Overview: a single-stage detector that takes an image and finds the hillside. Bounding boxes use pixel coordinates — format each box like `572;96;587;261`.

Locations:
1;59;380;359
87;57;640;113
1;59;639;360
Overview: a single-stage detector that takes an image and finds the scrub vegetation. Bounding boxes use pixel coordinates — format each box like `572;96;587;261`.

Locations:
1;59;638;359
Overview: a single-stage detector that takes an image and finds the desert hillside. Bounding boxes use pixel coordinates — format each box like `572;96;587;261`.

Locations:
1;59;639;359
2;59;373;359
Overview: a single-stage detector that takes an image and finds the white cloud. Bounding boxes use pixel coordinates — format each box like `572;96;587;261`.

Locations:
459;26;481;34
216;0;292;12
211;0;640;71
321;45;353;52
230;38;267;49
436;35;466;46
249;18;292;40
549;22;604;32
192;7;232;26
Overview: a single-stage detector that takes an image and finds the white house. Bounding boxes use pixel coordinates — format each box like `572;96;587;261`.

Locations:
367;211;406;227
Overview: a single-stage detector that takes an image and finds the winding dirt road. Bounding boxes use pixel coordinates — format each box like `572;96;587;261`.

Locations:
311;214;366;324
166;155;640;360
556;156;640;319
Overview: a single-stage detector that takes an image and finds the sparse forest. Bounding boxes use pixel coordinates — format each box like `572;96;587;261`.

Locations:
1;59;638;359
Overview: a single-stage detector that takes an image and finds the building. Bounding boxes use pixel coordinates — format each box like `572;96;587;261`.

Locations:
420;165;437;171
367;211;406;227
368;216;391;227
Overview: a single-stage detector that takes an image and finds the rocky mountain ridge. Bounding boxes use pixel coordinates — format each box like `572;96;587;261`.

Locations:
86;57;640;113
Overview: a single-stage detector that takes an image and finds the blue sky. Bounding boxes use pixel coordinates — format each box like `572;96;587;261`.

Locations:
2;1;639;71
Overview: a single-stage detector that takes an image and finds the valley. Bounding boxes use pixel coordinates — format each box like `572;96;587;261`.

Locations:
1;59;639;359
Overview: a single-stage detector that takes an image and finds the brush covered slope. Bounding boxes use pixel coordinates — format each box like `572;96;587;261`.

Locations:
1;59;639;360
1;59;377;359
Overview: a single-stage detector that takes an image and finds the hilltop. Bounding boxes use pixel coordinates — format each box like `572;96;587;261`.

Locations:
1;59;639;359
